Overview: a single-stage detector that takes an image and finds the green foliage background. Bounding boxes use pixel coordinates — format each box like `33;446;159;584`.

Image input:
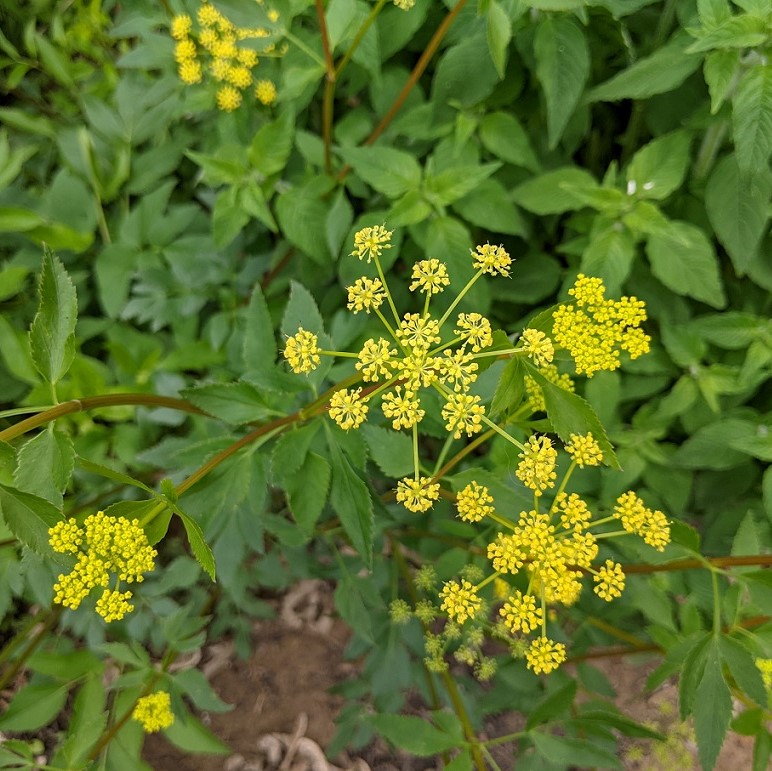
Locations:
0;0;770;769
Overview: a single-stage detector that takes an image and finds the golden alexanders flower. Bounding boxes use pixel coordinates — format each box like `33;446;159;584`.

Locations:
328;388;368;431
255;79;277;105
437;349;478;392
472;243;512;276
49;512;157;622
526;637;566;675
283;327;320;373
356;338;395;381
500;590;542;634
593;559;625;600
382;386;423;430
456;481;494;522
613;492;670;550
396;313;441;351
441;393;485;439
552;274;650;376
455;313;492;352
520;328;554;367
396;476;440;513
565;432;603;467
132;692;175;733
351;225;393;262
347;277;386;313
516;435;557;496
410;259;450;295
440;579;482;624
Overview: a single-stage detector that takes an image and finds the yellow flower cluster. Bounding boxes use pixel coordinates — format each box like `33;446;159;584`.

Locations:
756;658;772;691
132;691;175;733
436;449;671;675
552;274;650;376
170;2;281;110
49;511;157;622
284;228;519;513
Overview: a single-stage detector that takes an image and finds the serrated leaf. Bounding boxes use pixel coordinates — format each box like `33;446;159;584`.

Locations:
339;146;422;198
0;484;61;555
590;33;702;101
14;429;74;506
170;504;216;581
672;418;757;469
534;16;589;148
581;222;635;295
693;639;732;771
704;49;740;114
531;732;622;769
526;680;577;729
360;424;414;478
29;247;77;385
171;668;233;714
77;456;155;494
486;0;511;79
479;112;539;172
646;220;726;308
0;682;70;732
687;14;768;53
56;674;107;766
369;714;460;756
286;451;330;536
732;65;772;177
489;357;526;419
453;178;528;237
626;131;691;201
164;713;229;754
328;440;373;565
181;381;273;424
719;635;768;707
423;162;500;206
529;369;619;469
248;111;294;176
512;167;598;214
275;183;332;264
242;283;277;370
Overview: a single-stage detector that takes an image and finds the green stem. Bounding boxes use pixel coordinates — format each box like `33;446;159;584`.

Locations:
480;744;504;771
374;255;401;327
593;530;628;540
282;29;326;67
471;347;518;359
479;414;525;451
315;0;336;174
439;671;486;771
412;423;420;481
0;394;204;443
437;269;483;329
483;730;526;748
548;460;577;517
432;433;455;477
0;608;61;692
711;568;721;636
0;405;56;419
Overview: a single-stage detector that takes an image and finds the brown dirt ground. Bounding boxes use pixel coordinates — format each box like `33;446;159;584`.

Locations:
144;581;756;771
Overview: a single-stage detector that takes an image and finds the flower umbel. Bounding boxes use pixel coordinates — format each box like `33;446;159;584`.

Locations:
132;692;175;733
396;477;440;513
283;328;320;374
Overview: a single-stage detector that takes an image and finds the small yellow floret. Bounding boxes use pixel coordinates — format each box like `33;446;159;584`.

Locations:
255;79;277;105
347;277;386;313
472;243;512;276
174;39;197;62
351;225;393;263
178;59;203;84
516;435;557;496
227;66;253;88
440;579;481;624
593;559;625;601
520;328;554;367
410;259;450;295
283;328;321;373
237;48;259;67
441;393;485;439
500;591;542;634
396;476;440;513
526;637;566;675
565;432;603;467
132;692;175;733
397;314;441;352
328;388;368;431
382;387;424;430
456;481;494;522
171;15;192;40
216;85;242;111
455;313;492;352
197;3;222;27
356;338;395;382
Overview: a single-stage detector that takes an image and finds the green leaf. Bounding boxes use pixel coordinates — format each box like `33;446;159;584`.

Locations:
486;0;511;79
369;714;460;756
705;156;770;275
212;186;249;248
339;146;422;198
275;179;333;264
704;49;740;114
432;33;499;110
646;220;726;308
489;357;526;419
14;429;74;506
0;484;60;555
103;499;170;546
672;418;757;469
581;222;635;295
719;635;768;707
526;680;577;729
171;668;233;713
171;505;216;581
534;16;589;149
732;65;772;177
29;247;78;385
530;733;622;770
511;167;598;214
590;33;702;101
181;381;273;424
0;206;45;232
626;131;691;201
281;280;328;340
0;682;70;732
285;451;331;536
328;439;373;565
453;178;528;237
242;283;277;370
529;370;620;469
248;111;294;177
334;573;376;643
361;424;414;478
479;112;539;172
687;14;768;53
690;312;767;348
423;163;500;206
387;189;432;226
163;713;230;754
77;457;154;495
693;639;732;771
57;674;107;767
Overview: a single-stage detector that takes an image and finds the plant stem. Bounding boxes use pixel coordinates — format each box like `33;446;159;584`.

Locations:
439;671;486;771
437;269;483;328
0;394;204;443
479;414;525;451
432;428;495;481
334;0;388;78
0;608;61;691
316;0;336;174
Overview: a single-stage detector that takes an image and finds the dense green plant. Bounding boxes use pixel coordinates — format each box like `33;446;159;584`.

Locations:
0;0;771;769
